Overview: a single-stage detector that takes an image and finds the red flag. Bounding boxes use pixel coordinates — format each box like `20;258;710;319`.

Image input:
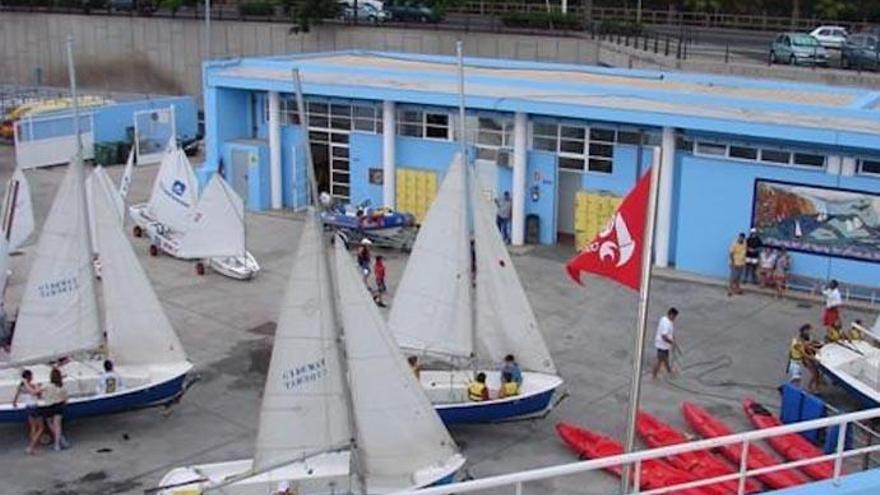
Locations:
566;172;651;291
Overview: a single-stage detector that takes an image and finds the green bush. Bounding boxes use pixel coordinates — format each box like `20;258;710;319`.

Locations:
596;19;643;36
501;11;582;30
239;0;275;16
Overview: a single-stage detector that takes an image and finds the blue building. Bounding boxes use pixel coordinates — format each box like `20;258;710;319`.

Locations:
201;51;880;289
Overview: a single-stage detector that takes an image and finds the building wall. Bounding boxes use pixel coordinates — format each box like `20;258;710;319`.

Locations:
674;153;880;287
93;96;198;144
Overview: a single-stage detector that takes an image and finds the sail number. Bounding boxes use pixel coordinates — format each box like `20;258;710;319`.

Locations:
282;358;327;390
38;276;79;298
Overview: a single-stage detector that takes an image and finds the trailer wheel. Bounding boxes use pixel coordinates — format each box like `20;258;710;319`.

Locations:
149;244;158;257
195;262;205;276
133;225;143;237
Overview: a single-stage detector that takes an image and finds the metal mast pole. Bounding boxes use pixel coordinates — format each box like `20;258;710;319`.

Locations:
205;0;212;60
456;40;466;164
456;40;477;364
620;147;663;493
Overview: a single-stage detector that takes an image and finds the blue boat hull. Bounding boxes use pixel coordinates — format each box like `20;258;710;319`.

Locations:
0;372;188;423
819;365;880;409
435;387;556;424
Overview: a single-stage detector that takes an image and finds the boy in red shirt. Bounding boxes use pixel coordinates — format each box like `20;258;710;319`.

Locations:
374;256;386;294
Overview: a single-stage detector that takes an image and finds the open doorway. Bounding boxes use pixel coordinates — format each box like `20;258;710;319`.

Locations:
308;129;350;201
556;169;581;244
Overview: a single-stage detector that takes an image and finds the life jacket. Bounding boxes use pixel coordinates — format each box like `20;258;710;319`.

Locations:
850;327;863;341
467;382;487;401
790;338;804;362
828;326;844;343
501;381;520;397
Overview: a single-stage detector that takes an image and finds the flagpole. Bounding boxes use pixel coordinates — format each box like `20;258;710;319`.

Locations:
620;146;663;493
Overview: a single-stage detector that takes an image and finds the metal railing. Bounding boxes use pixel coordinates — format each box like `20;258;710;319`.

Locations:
399;407;880;495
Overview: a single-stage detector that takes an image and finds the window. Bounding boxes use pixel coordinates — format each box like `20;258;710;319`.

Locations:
559;157;585;171
859;159;880;175
676;137;694;152
617;130;643;145
760;149;791;164
397;108;451;140
353;104;382;133
425;112;450;139
531;121;558;152
398;110;423;137
793;153;825;168
695;141;727;156
587;127;615;173
467;115;514;164
729;145;758;160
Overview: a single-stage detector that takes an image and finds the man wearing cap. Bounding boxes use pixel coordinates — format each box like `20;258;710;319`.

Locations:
744;228;762;285
357;238;372;285
728;232;747;296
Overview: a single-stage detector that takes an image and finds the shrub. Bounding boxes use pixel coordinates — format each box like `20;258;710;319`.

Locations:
239;0;275;16
501;11;582;30
596;19;643;36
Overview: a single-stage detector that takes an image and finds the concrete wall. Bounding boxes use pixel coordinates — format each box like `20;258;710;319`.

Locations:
0;12;600;101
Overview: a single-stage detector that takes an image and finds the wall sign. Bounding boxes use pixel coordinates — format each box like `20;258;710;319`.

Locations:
752;179;880;262
368;168;384;185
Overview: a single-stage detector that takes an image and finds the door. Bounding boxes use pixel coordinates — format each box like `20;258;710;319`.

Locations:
230;148;251;205
556;170;581;242
475;158;498;203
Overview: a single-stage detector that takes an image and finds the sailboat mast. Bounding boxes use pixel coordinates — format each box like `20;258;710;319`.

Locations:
292;68;366;495
66;35;101;337
456;41;478;364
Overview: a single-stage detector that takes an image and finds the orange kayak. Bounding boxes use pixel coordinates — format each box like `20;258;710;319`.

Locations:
637;411;762;494
682;402;808;490
742;399;834;480
556;422;726;495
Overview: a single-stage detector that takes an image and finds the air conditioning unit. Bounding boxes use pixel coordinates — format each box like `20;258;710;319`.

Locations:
497;149;511;167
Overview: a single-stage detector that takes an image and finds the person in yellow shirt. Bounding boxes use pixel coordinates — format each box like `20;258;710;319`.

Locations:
728;232;747;297
467;372;489;402
498;371;520;398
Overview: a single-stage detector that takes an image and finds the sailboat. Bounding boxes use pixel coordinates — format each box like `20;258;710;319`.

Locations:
388;153;563;424
0;158;193;422
816;317;880;409
157;213;464;494
129;145;260;280
0;167;35;294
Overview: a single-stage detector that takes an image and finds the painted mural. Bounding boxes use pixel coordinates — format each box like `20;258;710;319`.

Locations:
752;180;880;262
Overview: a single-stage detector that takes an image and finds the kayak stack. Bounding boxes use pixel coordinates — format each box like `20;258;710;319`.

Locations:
557;399;833;494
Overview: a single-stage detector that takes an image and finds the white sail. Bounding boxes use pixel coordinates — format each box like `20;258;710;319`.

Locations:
87;166;125;250
333;240;462;491
472;175;557;374
92;165;187;366
119;148;135;200
146;147;199;233
10;160;101;364
1;168;35;252
388;154;472;361
252;213;351;472
177;174;245;259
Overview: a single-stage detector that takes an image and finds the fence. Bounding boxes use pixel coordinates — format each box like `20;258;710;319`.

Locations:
401;407;880;495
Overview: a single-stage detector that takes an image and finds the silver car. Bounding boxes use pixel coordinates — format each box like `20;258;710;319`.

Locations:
769;33;830;66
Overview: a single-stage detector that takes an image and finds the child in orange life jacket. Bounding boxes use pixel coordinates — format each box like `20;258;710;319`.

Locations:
374;256;386;294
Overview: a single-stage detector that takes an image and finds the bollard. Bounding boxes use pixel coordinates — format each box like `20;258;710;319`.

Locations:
665;36;670;56
654;34;658;53
725;44;729;64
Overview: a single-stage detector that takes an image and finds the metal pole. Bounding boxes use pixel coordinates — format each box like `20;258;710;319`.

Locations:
456;40;466;164
292;69;316;206
205;0;211;60
67;36;83;161
619;146;663;493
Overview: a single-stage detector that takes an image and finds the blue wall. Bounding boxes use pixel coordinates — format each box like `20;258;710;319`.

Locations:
674;154;880;287
222;140;269;211
582;144;653;195
203;87;252;184
495;151;558;245
350;132;383;207
94;96;197;144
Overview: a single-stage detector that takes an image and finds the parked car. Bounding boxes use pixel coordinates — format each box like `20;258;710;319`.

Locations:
841;33;880;70
108;0;156;14
384;0;441;23
337;0;385;12
809;25;848;49
769;33;829;66
339;3;388;23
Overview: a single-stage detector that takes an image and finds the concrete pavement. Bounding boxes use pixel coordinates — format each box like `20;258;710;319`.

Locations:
0;145;874;494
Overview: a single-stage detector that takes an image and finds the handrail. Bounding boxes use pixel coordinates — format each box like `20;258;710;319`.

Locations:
397;407;880;494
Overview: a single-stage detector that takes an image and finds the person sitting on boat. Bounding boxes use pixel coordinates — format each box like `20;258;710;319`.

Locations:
467;372;490;402
407;355;421;380
824;317;851;345
500;354;523;387
498;371;520;398
12;369;43;456
96;360;123;395
849;320;864;341
319;191;333;210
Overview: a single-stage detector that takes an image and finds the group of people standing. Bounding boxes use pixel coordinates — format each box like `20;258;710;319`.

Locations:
12;359;122;455
728;229;791;297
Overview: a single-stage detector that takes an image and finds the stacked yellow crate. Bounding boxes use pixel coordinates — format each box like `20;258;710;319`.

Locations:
395;168;438;223
573;191;622;251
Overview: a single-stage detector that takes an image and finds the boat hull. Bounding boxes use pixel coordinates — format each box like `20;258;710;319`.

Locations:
0;362;193;423
816;340;880;409
423;370;563;424
208;251;261;280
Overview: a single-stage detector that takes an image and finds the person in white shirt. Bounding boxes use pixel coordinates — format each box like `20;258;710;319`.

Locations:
821;280;843;331
652;307;679;379
96;360;123;395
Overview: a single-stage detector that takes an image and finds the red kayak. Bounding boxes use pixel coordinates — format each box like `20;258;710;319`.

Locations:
682;402;808;490
556;422;726;495
743;399;834;480
637;411;761;494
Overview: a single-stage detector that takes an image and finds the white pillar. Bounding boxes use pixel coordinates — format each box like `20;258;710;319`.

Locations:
382;100;396;208
826;155;842;175
268;91;282;209
841;156;857;177
511;111;528;246
654;126;676;268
